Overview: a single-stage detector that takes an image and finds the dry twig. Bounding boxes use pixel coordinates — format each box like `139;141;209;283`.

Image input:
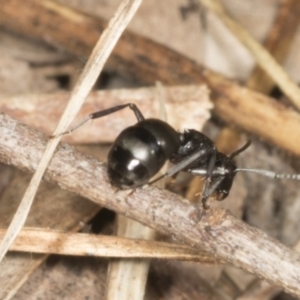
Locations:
1;114;300;296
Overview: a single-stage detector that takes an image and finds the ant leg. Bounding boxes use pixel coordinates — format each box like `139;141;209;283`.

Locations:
206;148;217;179
55;103;145;137
90;103;145;122
200;147;217;204
147;148;209;186
201;176;225;209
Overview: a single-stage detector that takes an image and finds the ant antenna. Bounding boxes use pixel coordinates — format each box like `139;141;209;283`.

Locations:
235;168;300;180
229;141;251;160
230;141;300;180
231;141;300;180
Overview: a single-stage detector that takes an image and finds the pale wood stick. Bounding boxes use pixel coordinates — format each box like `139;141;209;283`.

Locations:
0;85;211;144
205;70;300;156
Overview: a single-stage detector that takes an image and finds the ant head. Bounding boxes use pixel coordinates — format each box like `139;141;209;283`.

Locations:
213;152;237;201
212;142;251;201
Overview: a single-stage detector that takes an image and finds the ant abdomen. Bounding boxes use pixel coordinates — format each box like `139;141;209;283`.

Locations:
107;119;181;189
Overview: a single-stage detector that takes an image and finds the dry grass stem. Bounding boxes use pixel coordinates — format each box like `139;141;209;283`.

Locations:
1;228;220;263
198;0;300;110
1;114;300;296
0;0;142;262
246;0;300;93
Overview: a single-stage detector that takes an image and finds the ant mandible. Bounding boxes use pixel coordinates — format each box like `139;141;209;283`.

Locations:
58;103;300;209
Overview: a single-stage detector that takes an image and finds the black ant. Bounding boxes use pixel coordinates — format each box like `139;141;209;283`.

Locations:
57;103;300;208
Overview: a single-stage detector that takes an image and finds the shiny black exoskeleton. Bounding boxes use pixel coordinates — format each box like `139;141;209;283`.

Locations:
60;102;300;208
70;103;239;208
108;118;182;189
